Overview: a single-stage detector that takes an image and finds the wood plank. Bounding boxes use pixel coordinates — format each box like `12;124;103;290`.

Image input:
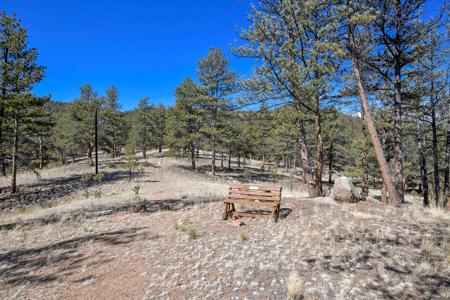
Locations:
228;190;280;198
229;184;281;192
224;199;279;206
232;211;272;218
227;194;281;201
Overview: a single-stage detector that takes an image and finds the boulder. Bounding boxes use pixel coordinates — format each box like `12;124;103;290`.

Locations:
332;176;361;203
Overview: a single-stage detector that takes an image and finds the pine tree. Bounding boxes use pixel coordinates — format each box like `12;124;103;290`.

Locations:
103;85;125;158
151;104;167;153
132;97;153;158
71;84;103;167
234;0;342;196
0;12;46;192
364;0;436;202
338;0;401;204
197;48;237;175
165;77;206;169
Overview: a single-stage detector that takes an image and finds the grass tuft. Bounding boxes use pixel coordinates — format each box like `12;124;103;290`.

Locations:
412;261;432;278
420;239;434;259
174;216;197;239
286;271;302;300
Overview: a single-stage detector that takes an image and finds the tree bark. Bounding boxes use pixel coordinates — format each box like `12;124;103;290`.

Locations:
190;141;196;170
11;116;18;194
143;146;147;159
211;143;216;175
444;95;450;209
393;64;405;202
431;104;440;207
112;139;116;158
87;145;94;167
0;48;8;176
237;152;241;169
94;108;98;175
361;142;369;196
328;142;333;184
314;111;324;196
417;123;429;207
298;120;316;197
228;147;232;170
221;152;224;168
348;24;400;205
39;136;44;169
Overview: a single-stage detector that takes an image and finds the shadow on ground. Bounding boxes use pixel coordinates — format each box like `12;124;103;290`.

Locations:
0;170;134;211
0;227;156;285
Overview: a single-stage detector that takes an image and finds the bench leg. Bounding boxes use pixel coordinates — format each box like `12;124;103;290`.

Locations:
223;203;229;220
273;205;280;222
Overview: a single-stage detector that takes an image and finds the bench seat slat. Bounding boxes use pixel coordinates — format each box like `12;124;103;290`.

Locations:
224;199;279;206
228;189;280;197
227;194;280;201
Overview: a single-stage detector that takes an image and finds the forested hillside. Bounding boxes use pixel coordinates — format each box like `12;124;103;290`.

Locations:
1;0;449;208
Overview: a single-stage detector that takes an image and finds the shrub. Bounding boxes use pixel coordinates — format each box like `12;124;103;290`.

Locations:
240;231;247;241
132;184;140;195
186;225;197;239
81;172;93;198
174;216;198;239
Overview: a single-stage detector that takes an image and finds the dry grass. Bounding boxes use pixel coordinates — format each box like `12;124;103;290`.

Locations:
420;239;435;259
425;206;449;221
412;261;433;278
287;272;303;300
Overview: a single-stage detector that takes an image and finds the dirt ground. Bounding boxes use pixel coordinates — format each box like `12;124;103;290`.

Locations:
0;153;449;299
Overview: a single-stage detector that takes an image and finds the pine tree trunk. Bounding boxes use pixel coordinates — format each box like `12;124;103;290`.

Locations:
0;48;7;177
444;96;450;209
87;145;94;167
60;151;65;165
298;120;315;197
94;108;98;175
158;144;162;153
211;142;216;175
112;139;116;158
348;24;400;205
190;141;196;170
417;123;429;207
196;148;200;159
361;147;369;197
11;116;18;194
228;146;232;171
39;136;44;169
328;142;333;184
221;152;224;168
285;155;288;172
314;112;324;196
143;146;147;159
393;66;405;202
361;110;369;196
0;108;5;176
237;152;241;169
431;105;440;206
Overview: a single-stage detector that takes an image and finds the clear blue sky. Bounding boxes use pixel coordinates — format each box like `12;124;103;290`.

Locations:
1;0;254;110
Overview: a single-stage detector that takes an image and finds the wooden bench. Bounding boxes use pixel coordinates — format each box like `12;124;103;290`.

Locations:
223;184;282;222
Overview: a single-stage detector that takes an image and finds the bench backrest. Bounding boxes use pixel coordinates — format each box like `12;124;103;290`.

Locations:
228;184;282;203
